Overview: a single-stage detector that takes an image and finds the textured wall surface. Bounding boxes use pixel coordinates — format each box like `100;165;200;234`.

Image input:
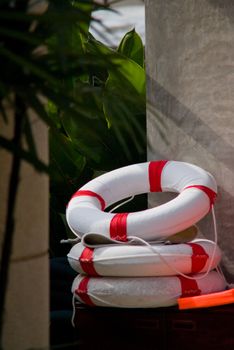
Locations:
0;102;49;349
146;0;234;280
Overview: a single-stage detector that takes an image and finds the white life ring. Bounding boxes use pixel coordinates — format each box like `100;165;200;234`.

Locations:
72;271;226;308
67;239;221;277
66;160;217;243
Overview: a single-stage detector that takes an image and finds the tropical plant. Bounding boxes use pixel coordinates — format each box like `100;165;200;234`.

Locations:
49;27;147;255
0;0;146;344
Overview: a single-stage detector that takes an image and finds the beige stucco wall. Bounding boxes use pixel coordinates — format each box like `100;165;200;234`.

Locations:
146;0;234;281
0;101;49;349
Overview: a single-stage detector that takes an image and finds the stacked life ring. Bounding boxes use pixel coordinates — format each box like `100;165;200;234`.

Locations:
66;160;227;308
68;239;222;277
66;160;217;243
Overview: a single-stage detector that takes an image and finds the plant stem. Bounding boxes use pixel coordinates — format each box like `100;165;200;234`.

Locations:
0;96;25;349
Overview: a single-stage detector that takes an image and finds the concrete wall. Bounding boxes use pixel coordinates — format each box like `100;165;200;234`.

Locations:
0;101;49;349
146;0;234;280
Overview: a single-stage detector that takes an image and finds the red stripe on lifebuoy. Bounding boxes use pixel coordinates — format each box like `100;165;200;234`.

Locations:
79;247;99;276
110;213;128;241
71;190;106;210
184;185;217;208
178;276;201;298
149;160;168;192
186;243;209;273
75;276;95;306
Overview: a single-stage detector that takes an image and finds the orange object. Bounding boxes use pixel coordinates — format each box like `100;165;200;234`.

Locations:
178;288;234;310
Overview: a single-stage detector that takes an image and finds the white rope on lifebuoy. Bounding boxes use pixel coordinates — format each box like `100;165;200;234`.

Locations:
67;239;221;277
66;160;217;243
71;271;226;308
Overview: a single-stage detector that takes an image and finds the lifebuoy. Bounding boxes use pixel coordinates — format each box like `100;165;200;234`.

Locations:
66;161;217;243
72;271;225;308
67;239;221;277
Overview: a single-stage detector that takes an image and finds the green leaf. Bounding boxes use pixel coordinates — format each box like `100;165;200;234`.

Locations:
103;91;146;159
102;44;146;158
61;110;111;167
41;84;103;121
83;33;146;161
117;29;144;68
46;101;61;129
72;0;94;34
49;129;86;192
115;58;145;96
85;33;146;95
